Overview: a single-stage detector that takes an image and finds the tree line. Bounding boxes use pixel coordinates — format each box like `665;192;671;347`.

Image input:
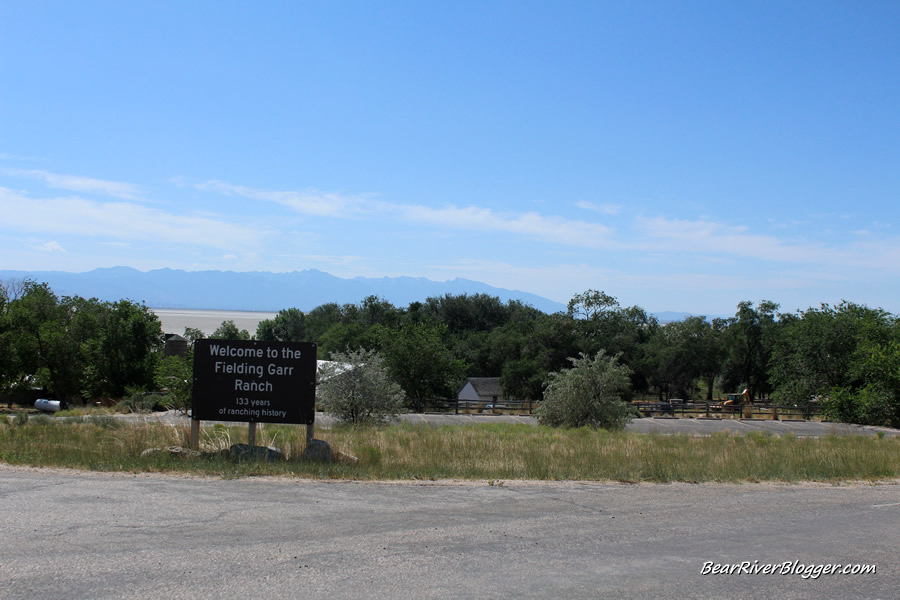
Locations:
2;279;899;427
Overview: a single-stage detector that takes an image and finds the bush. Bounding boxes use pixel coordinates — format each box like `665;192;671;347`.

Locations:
317;348;405;425
536;351;633;430
154;354;193;414
115;390;168;413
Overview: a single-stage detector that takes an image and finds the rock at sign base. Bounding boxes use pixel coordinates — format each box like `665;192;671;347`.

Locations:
229;444;286;462
141;446;201;458
301;439;334;462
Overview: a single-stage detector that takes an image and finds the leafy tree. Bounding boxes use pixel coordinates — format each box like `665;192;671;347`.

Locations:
316;348;404;424
0;283;10;397
81;299;163;399
771;304;900;426
645;324;691;401
305;302;344;341
380;322;467;411
359;295;401;328
210;320;251;340
699;318;730;401
1;285;161;403
1;282;84;402
721;300;780;400
256;307;307;341
848;338;900;427
566;290;657;394
154;351;193;413
771;302;894;408
423;293;510;334
646;316;726;401
528;312;581;376
500;358;546;403
182;327;205;346
450;330;493;376
536;351;633;429
567;289;619;321
318;322;380;358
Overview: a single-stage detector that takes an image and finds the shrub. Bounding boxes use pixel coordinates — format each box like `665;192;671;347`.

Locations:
154;354;193;414
115;390;168;413
317;348;405;425
536;351;633;430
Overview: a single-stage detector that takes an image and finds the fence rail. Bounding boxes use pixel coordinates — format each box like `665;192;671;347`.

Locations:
419;398;825;421
634;401;824;420
414;398;825;421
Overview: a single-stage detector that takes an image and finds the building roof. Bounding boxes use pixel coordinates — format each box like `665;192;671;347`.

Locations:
461;377;504;398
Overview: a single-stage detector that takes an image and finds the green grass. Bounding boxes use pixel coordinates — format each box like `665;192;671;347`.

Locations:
1;418;898;482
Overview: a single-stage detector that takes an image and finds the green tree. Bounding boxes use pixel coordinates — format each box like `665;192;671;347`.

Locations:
316;348;404;425
210;320;251;340
770;302;894;408
536;351;633;429
646;316;726;401
154;351;193;413
318;322;380;358
359;295;401;328
380;322;467;412
721;300;780;400
81;299;163;399
423;293;510;334
0;283;11;398
843;339;900;427
566;290;657;395
500;358;546;403
182;327;205;346
304;302;344;341
256;308;307;341
2;282;84;402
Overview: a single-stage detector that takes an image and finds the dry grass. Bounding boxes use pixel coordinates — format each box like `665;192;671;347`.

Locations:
1;418;898;482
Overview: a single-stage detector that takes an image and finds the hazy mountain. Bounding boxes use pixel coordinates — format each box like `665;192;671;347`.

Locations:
0;267;568;314
654;311;717;323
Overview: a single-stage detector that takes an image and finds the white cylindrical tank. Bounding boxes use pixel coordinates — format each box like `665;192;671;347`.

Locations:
34;398;61;412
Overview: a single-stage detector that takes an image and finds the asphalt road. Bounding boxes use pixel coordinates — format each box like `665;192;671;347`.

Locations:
1;465;897;600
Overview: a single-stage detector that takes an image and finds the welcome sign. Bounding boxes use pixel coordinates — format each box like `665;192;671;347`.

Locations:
191;339;317;424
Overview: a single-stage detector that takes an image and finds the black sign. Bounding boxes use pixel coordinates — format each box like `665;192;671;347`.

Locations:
191;339;317;424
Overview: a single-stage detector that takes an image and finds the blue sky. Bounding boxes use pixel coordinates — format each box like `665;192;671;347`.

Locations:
1;1;898;316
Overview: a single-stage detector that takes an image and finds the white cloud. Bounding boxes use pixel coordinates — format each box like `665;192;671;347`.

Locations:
632;215;900;277
37;240;66;253
576;201;622;215
194;180;368;218
0;168;143;200
0;187;269;252
633;215;836;263
195;179;616;249
394;204;616;248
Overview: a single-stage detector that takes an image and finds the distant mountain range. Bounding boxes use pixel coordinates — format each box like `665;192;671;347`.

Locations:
0;267;571;314
0;267;703;321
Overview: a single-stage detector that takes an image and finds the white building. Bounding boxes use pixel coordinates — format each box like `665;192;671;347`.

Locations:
457;377;505;405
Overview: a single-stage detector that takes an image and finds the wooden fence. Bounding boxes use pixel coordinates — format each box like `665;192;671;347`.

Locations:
420;398;824;421
634;401;824;421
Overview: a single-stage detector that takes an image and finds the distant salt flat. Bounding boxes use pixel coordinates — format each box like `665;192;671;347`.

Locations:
152;308;278;336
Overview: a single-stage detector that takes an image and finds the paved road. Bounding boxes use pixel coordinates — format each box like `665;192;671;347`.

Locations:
0;465;897;599
110;411;900;438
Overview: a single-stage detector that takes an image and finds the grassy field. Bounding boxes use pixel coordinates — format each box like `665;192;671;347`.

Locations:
2;414;899;483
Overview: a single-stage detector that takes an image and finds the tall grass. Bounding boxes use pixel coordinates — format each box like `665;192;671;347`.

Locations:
1;419;898;482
